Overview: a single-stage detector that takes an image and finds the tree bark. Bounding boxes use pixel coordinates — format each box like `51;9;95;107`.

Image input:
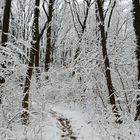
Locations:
1;0;12;45
132;0;140;121
96;0;121;123
45;0;54;72
21;0;40;125
0;0;12;104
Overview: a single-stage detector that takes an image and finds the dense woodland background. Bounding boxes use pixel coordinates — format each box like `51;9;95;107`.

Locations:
0;0;140;139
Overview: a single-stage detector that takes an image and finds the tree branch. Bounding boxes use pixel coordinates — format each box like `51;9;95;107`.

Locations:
106;0;116;39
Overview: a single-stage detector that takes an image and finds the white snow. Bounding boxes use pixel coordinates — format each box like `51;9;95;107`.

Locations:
51;106;102;140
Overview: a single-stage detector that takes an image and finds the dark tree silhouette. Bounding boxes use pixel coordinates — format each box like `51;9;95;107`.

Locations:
96;0;121;123
21;0;40;125
132;0;140;121
1;0;12;45
0;0;12;104
45;0;55;72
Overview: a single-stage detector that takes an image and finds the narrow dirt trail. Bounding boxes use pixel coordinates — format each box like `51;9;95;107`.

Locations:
50;110;77;140
48;106;102;140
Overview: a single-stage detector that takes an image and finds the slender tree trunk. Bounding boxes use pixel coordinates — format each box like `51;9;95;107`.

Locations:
1;0;12;45
35;41;40;68
96;0;121;123
95;3;100;45
45;0;54;72
0;0;12;104
21;0;40;125
132;0;140;121
34;4;40;73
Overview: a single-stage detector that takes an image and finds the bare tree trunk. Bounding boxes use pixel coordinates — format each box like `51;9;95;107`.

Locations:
1;0;12;45
132;0;140;121
21;0;40;125
96;0;121;123
0;0;12;104
34;1;40;73
45;0;54;72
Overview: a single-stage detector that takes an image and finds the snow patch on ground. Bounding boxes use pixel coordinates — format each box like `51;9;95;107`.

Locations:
52;106;102;140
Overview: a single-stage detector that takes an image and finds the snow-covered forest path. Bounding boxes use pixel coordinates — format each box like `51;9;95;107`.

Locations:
50;110;77;140
48;106;102;140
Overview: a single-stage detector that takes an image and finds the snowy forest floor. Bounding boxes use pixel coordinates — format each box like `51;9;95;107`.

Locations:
49;106;102;140
0;102;140;140
0;71;140;140
5;105;102;140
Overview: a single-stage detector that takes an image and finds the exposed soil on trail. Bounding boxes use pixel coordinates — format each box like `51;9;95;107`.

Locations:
50;110;77;140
